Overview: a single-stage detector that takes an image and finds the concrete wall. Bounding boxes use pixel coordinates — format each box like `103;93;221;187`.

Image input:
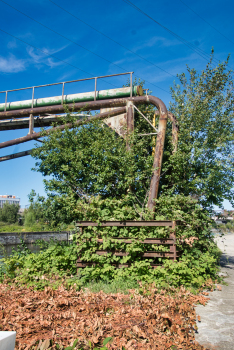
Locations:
0;231;69;245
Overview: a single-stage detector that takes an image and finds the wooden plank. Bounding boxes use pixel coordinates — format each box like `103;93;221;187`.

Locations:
76;220;175;227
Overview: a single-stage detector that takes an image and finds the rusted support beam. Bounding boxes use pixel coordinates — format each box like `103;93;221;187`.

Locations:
28;114;34;135
0;96;163;120
0;150;31;162
126;101;134;150
126;101;134;134
76;220;176;227
0;95;168;212
0;107;126;149
169;112;179;154
155;111;178;154
146;97;168;211
0;114;89;131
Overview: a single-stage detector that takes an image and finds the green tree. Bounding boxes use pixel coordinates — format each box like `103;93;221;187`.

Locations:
31;54;234;224
163;52;234;209
23;190;46;227
0;202;19;224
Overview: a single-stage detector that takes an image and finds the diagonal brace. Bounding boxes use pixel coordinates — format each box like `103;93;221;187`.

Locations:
133;105;158;133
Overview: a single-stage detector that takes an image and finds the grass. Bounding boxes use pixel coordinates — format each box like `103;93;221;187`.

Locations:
0;221;75;233
82;278;139;294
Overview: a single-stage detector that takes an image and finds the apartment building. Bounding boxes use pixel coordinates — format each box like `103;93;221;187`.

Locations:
0;195;20;208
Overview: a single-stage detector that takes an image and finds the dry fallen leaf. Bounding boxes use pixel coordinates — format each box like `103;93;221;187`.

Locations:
0;283;210;350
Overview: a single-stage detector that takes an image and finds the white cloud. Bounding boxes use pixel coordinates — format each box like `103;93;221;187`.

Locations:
0;42;70;75
0;55;26;73
132;36;182;53
26;44;70;68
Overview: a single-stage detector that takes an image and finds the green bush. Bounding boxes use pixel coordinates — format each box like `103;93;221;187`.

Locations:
0;202;19;224
0;195;221;291
24;211;36;227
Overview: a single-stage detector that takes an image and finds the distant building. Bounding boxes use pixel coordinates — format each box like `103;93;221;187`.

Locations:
0;195;20;208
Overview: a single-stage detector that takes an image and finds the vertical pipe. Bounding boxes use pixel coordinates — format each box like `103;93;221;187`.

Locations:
152;113;156;156
169;112;179;154
4;91;8;112
171;220;176;261
94;78;97;101
31;87;35;108
28;114;34;134
147;97;168;211
126;101;134;151
61;83;65;105
77;226;83;273
130;73;133;98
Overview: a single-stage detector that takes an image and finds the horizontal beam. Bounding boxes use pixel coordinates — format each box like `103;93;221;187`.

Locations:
0;150;32;162
76;220;176;227
0;86;141;113
96;237;175;244
95;251;174;257
0;95;163;120
0;114;88;131
0;107;126;149
77;261;162;269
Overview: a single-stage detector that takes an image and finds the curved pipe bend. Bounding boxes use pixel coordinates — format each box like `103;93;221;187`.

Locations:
0;95;169;211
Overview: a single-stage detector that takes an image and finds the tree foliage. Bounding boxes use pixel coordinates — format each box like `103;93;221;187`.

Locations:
32;55;234;224
0;202;19;224
164;52;234;208
24;190;46;227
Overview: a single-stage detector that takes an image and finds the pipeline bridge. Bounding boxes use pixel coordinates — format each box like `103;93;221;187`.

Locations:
0;72;178;211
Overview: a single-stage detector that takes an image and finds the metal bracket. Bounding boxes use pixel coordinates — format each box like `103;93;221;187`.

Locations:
133;105;158;133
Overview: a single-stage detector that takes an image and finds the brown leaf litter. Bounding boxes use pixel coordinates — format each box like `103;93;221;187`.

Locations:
0;283;211;349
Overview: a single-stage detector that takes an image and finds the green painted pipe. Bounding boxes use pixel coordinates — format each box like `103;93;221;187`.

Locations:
0;86;143;112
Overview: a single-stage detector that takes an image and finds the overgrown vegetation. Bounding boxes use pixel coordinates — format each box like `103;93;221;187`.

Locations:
0;195;221;291
1;54;233;291
0;202;19;224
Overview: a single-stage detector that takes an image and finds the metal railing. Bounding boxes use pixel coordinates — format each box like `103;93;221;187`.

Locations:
76;220;178;269
0;72;134;112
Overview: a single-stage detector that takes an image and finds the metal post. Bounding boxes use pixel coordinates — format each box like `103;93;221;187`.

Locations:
28;114;34;135
130;73;132;98
61;83;65;105
77;226;83;273
126;101;134;151
147;97;168;211
152;113;156;156
31;87;35;108
94;78;97;101
4;91;8;112
171;220;176;261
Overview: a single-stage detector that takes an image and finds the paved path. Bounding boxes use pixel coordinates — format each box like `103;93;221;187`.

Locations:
195;233;234;350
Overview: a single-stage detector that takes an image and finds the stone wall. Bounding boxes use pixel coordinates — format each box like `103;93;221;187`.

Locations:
0;231;69;245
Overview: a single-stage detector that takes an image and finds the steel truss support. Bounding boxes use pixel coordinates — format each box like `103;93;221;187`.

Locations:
0;107;127;149
0;95;178;212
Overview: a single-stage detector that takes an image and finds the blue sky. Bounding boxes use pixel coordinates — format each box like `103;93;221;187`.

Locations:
0;0;233;208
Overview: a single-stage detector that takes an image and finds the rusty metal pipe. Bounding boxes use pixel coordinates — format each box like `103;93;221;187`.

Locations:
155;111;178;154
0;107;126;149
0;114;89;131
0;150;32;162
1;95;152;120
126;101;134;151
0;95;168;212
145;96;168;211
